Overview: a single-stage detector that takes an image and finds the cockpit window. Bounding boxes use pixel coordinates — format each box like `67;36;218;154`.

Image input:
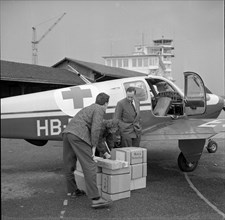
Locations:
123;81;148;101
155;81;174;93
186;75;205;97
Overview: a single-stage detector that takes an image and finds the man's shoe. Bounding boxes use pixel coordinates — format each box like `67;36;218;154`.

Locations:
69;189;86;198
91;198;112;208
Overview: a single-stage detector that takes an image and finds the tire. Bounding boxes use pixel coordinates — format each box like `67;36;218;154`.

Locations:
177;152;198;172
207;140;218;153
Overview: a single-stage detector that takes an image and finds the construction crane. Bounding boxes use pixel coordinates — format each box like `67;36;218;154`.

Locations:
31;12;66;65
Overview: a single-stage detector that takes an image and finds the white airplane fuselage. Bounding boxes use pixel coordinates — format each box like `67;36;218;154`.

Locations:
1;75;224;142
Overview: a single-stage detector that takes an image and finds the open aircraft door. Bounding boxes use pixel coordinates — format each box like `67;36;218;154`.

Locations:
184;71;206;116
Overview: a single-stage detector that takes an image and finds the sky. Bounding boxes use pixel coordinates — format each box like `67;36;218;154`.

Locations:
1;1;224;95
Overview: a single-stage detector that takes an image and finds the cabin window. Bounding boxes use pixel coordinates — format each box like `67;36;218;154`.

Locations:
186;76;204;97
123;80;148;101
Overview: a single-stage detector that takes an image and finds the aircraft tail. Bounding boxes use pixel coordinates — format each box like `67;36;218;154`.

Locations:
205;86;225;111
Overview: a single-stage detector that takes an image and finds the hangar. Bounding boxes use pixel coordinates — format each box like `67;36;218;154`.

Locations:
1;59;145;98
0;60;84;98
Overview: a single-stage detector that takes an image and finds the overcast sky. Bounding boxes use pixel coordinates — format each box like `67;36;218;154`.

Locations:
1;1;224;95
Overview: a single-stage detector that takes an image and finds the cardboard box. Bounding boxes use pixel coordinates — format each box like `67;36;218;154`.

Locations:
142;148;147;163
102;166;130;175
101;190;130;201
142;163;147;177
131;163;143;179
130;177;146;191
111;147;147;164
102;173;131;194
131;163;147;179
95;157;128;170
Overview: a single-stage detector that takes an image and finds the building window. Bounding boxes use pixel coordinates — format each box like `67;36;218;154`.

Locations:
149;57;153;66
123;59;128;67
112;59;117;67
165;56;171;62
165;64;171;69
118;59;122;67
138;58;142;67
149;57;158;66
143;58;148;67
164;48;171;54
132;58;137;67
106;59;111;66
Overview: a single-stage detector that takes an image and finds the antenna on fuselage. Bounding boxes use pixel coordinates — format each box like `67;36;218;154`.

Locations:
67;65;91;84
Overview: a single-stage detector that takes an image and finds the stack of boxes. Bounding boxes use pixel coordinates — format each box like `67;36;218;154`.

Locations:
98;158;130;201
111;147;147;191
74;147;147;201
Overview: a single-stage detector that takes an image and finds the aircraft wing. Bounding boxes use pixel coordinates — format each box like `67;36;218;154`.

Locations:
141;118;225;141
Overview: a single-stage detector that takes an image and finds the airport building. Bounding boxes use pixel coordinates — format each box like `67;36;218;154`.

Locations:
52;57;145;82
103;38;174;81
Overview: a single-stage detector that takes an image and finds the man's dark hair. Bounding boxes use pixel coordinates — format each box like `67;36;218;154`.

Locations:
126;87;136;94
104;119;119;129
95;93;110;105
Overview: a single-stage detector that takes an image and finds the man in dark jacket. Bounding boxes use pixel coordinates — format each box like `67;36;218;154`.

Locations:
114;87;142;147
62;92;111;208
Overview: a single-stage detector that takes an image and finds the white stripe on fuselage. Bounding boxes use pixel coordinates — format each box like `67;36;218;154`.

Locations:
1;111;66;119
2;104;152;119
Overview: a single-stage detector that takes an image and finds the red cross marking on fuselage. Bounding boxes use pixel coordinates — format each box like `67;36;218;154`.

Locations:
62;87;92;109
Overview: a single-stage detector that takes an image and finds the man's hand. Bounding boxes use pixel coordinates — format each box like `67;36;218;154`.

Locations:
92;156;98;162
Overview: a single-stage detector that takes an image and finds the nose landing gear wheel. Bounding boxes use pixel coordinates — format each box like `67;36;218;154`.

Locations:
178;152;198;172
206;140;218;153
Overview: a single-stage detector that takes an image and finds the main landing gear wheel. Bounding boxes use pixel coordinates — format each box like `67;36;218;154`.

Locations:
206;140;218;153
177;152;199;172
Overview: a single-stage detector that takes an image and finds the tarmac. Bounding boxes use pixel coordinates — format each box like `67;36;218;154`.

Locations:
1;130;225;220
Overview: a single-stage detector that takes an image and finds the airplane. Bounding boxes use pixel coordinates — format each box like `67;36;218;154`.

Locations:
1;71;225;172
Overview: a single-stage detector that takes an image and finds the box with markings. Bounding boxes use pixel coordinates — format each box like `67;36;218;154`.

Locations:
111;147;147;164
